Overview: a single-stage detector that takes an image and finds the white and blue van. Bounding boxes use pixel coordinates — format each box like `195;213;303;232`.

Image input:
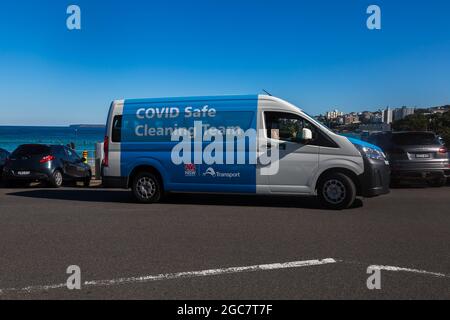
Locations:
102;95;390;209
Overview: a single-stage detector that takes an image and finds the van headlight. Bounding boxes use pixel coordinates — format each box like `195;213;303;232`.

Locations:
355;145;386;161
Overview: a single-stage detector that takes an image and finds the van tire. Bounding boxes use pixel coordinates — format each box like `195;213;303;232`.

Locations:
317;172;356;210
132;172;162;204
49;170;63;188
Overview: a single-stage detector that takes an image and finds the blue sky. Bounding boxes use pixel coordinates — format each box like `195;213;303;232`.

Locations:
0;0;449;125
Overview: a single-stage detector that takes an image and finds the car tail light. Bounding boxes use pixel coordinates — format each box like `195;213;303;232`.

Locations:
102;136;109;167
438;147;447;154
40;155;55;163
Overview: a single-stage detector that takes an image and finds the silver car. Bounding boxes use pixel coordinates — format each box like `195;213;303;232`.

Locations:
369;131;449;187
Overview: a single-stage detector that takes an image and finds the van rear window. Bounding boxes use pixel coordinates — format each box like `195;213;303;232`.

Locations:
112;115;122;142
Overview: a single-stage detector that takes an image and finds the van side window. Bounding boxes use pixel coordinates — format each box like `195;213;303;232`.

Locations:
112;115;123;142
264;112;338;148
264;112;317;143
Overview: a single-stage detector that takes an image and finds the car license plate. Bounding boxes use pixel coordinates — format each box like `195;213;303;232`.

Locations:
17;171;30;176
415;154;430;159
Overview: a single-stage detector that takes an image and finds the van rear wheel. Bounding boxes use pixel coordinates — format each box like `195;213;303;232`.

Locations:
318;172;356;210
132;172;162;204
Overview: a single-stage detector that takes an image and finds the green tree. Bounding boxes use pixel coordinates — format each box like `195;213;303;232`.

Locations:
392;114;429;131
392;111;450;147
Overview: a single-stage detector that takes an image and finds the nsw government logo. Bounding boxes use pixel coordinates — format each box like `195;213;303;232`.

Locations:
184;164;197;177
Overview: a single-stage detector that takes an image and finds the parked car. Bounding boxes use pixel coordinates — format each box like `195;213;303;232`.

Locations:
368;131;449;187
102;95;390;209
0;148;10;180
2;144;91;188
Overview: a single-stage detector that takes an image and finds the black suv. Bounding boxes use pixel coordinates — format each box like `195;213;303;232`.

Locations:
3;144;92;188
368;131;449;187
0;148;10;180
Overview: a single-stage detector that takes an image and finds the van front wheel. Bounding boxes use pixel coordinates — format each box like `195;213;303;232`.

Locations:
318;172;356;210
132;172;162;204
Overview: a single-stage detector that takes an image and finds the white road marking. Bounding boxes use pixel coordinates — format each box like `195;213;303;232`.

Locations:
1;258;449;296
0;258;337;295
368;265;450;278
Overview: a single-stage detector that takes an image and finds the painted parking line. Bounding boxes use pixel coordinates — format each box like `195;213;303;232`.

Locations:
1;258;449;296
368;265;449;278
0;258;337;295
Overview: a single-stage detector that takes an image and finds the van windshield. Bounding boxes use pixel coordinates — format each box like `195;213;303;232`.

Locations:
302;111;333;132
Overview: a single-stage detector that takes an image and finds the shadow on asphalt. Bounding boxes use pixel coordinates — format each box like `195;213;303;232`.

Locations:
5;188;364;210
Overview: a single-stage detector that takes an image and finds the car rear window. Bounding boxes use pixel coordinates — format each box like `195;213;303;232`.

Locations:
392;133;440;146
12;145;51;157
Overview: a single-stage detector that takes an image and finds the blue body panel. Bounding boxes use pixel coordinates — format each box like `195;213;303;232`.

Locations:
120;95;258;193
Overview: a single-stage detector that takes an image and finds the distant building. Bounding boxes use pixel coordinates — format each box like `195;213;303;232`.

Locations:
382;108;393;124
325;109;344;120
370;111;383;124
344;113;360;125
393;106;415;121
359;111;373;124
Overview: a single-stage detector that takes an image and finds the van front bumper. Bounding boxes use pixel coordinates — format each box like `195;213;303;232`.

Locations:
359;157;391;198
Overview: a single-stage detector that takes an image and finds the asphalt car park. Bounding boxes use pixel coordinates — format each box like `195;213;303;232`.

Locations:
0;183;449;299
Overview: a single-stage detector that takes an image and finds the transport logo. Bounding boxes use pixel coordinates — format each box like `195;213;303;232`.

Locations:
202;167;241;179
203;167;216;177
184;164;197;177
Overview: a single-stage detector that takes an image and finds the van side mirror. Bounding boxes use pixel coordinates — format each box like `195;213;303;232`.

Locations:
295;128;313;143
302;128;313;141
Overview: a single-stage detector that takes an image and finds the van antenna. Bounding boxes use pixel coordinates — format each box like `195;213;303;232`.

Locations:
262;89;272;96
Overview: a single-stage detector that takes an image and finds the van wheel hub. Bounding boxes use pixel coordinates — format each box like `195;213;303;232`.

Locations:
136;177;156;199
323;179;346;204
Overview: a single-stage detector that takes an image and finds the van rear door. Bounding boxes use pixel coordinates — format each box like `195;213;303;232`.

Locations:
103;100;124;178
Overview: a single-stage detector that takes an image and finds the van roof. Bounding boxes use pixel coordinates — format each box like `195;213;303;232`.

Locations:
112;94;303;112
118;95;259;105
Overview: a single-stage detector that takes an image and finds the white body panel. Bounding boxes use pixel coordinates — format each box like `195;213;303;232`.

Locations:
255;95;364;195
103;100;124;178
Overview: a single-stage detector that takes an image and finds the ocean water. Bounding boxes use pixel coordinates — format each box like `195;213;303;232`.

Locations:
0;126;105;159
